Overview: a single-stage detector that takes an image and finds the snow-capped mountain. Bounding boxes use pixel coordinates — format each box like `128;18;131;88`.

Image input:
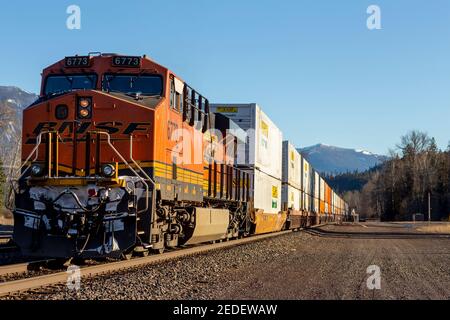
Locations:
298;144;387;175
0;86;37;109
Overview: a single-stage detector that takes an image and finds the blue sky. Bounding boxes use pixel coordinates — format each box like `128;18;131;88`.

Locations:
0;0;449;154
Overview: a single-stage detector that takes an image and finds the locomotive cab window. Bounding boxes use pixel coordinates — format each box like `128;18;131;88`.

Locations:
170;76;184;112
170;77;175;108
103;74;163;97
44;74;97;95
176;92;182;112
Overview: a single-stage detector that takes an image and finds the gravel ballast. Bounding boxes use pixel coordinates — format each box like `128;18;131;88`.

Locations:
4;223;450;300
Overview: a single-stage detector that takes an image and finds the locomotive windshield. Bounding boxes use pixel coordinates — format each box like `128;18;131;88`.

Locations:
44;74;97;95
103;74;163;96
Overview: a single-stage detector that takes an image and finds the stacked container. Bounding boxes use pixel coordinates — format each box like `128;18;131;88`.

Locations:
301;157;312;212
325;183;332;215
210;104;350;225
281;141;302;211
210;103;283;215
319;177;325;214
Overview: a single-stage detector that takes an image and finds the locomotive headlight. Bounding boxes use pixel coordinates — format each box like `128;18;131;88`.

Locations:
30;163;44;177
79;98;91;108
77;97;92;119
101;164;116;177
79;108;90;118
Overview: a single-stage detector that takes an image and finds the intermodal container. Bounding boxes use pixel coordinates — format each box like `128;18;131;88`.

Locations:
210;103;283;214
281;141;302;211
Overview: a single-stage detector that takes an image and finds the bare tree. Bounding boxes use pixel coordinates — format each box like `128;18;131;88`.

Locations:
0;101;22;210
340;131;450;221
396;130;433;157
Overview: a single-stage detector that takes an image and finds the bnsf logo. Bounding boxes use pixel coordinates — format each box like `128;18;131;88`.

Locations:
26;121;151;144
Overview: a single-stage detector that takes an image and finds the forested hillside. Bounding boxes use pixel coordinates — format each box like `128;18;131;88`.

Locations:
327;131;450;221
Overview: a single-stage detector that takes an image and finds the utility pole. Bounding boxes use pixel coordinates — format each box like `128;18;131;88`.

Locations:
428;192;431;223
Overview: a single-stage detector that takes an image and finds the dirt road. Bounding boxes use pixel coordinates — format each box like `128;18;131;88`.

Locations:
216;223;450;300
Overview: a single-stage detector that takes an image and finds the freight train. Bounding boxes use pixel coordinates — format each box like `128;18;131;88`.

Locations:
10;53;349;260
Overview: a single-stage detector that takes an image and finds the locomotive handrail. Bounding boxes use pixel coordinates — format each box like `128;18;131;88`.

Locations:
6;131;60;187
16;131;46;180
129;135;156;186
95;131;150;214
8;130;150;214
5;131;59;210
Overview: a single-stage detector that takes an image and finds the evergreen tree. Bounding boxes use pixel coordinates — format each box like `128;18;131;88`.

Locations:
337;131;450;221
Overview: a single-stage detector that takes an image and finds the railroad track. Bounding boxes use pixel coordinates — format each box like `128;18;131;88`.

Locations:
0;260;53;278
0;229;294;298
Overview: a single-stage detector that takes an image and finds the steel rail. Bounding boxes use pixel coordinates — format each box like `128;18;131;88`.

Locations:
0;262;31;277
0;230;293;297
0;260;54;277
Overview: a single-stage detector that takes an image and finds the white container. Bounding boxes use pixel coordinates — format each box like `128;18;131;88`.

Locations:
211;103;283;215
331;190;336;214
251;168;282;214
320;177;325;202
330;192;334;214
335;196;338;214
210;103;283;180
314;171;320;213
282;184;301;211
281;141;302;211
336;193;339;214
301;157;311;211
301;158;311;196
282;141;301;189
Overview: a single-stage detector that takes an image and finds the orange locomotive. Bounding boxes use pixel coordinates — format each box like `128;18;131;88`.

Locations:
13;53;250;259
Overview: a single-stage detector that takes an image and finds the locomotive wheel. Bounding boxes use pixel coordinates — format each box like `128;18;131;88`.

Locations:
47;258;70;269
137;250;149;257
121;252;133;260
134;245;150;257
152;248;165;254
